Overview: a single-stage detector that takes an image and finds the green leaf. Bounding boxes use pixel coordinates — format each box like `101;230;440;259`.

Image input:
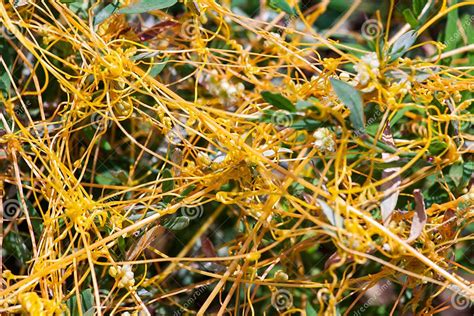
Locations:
119;0;177;14
413;0;426;15
162;168;174;204
389;30;417;61
176;184;196;201
95;170;122;185
268;0;295;15
101;140;112;151
0;51;13;96
295;98;319;111
444;0;459;54
306;303;318;316
390;105;425;126
149;57;169;77
329;78;365;132
94;2;119;26
317;199;344;228
4;232;31;264
261;91;296;112
66;295;78;316
449;163;463;186
462;161;474;186
117;236;126;255
290;118;322;131
81;289;94;312
25;198;43;237
65;288;95;316
161;216;190;230
84;308;95;316
429;139;448;156
462;14;474;75
402;8;418;28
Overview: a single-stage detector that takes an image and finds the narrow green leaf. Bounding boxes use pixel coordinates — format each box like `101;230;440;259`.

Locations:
0;68;11;98
329;78;365;132
295;99;318;111
149;57;170;77
4;232;31;264
261;91;296;112
462;14;474;75
290;118;321;131
118;236;126;254
390;105;425;126
317;199;344;228
429;139;448;155
162;168;174;204
268;0;295;15
119;0;177;14
94;3;119;26
176;184;196;201
306;303;318;316
402;8;418;28
444;0;459;53
162;169;174;193
413;0;426;15
161;216;190;230
389;30;417;61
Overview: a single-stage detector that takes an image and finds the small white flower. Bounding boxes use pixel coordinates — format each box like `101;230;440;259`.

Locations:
312;128;336;152
114;264;135;288
264;32;282;48
338;71;352;82
206;71;244;105
354;52;380;86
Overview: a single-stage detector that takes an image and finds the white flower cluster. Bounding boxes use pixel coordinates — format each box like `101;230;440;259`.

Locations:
207;70;245;105
110;264;135;288
353;52;380;87
312;128;336;152
263;32;282;48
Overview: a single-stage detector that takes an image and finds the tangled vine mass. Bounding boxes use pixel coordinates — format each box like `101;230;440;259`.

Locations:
0;0;473;315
